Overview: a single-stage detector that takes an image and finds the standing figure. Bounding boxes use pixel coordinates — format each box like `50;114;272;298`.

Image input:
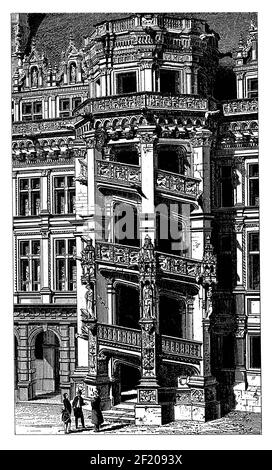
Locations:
61;393;71;434
72;389;86;429
90;390;104;432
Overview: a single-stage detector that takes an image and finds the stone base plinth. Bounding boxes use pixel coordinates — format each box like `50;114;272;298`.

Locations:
17;381;35;401
233;382;261;413
174;375;220;422
84;375;112;411
135;404;162;426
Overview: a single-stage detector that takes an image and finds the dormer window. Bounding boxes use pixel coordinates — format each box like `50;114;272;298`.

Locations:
247;78;258;98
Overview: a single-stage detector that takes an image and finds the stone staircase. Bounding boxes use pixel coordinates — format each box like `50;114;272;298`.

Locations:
102;401;136;425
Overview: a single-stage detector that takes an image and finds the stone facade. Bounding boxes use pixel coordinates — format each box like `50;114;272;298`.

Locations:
12;13;260;424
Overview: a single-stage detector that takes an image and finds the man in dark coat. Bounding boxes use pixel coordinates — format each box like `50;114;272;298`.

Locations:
62;393;72;434
91;389;104;432
72;389;86;429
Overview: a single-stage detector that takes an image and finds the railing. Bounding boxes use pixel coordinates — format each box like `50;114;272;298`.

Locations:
98;323;141;350
96;160;141;185
156;170;200;199
96;242;140;268
79;93;208;116
157;252;201;279
12;117;76;135
223;99;258;116
96;242;201;280
162;335;202;359
97;323;202;362
94;15;204;36
216;140;258;149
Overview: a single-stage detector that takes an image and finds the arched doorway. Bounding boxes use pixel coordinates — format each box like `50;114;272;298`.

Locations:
112;361;141;404
115;284;140;330
34;330;60;397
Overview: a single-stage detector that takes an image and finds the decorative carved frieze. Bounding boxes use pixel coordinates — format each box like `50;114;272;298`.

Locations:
223;99;258;116
14;307;76;321
156;170;200;199
96;160;141;185
158;252;201;280
139;389;157;404
87;93;208;116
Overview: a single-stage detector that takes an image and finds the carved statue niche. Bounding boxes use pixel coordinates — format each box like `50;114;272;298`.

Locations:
142;281;154;319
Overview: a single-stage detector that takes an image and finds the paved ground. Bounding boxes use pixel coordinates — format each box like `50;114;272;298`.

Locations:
15;400;261;435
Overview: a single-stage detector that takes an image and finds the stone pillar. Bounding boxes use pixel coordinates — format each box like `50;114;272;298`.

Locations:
17;323;33;400
185;68;192;94
135;235;162;425
101;71;107;96
40;169;50;213
141;61;153;92
234;220;244;289
40;230;51;303
137;126;157;245
233;314;247;410
50;96;56;119
186;297;194;340
43;97;49;120
174;237;220;421
59;324;72;396
107;281;116;324
233;156;244;206
237;73;244;99
14;97;20;122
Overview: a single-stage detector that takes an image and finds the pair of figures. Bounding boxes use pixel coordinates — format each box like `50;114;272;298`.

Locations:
61;389;103;433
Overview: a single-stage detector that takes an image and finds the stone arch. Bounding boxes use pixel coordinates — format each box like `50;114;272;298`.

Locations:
111;357;141;405
29;326;61;397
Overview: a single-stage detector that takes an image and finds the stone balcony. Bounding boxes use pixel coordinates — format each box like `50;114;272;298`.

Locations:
96;160;141;186
95;241;201;282
156;170;200;200
77;92;208;117
96;160;200;201
97;323;202;365
222;98;258;116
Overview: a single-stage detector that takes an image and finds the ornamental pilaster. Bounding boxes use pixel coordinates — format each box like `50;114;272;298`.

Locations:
137;235;160;405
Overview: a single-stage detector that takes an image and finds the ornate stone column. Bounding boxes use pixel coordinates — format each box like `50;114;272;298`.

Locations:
79;239;111;410
135;235;162;425
137;126;157;245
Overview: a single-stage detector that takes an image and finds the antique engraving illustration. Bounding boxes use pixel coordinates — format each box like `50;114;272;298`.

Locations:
11;12;260;435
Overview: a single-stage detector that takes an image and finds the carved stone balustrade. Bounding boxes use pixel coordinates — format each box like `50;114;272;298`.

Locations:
162;335;202;363
158;252;201;280
95;242;140;269
96;242;201;283
223;99;258;116
96;323;202;363
96;160;141;186
77;93;208;117
156;170;200;200
98;323;141;351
